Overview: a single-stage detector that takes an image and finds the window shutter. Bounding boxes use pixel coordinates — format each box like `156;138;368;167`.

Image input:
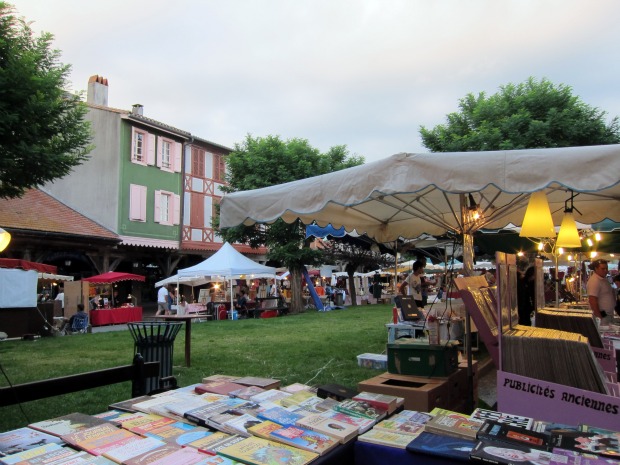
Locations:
147;134;156;165
129;184;147;221
174;142;182;172
130;127;137;161
154;190;161;223
156;136;163;168
173;194;181;225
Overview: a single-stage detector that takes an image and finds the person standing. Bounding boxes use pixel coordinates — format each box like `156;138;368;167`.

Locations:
407;261;425;308
156;284;171;316
587;259;614;325
55;287;65;311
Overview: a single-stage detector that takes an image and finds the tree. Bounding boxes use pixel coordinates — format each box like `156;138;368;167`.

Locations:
420;77;620;152
218;135;364;314
0;2;92;199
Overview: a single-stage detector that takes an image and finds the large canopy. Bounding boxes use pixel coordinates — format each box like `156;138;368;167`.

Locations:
219;145;620;243
83;271;146;284
178;242;276;278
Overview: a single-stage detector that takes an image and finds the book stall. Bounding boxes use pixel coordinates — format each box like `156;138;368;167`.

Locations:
82;272;146;327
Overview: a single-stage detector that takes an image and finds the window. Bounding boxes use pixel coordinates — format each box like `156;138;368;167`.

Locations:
157;136;182;172
129;184;147;222
154;190;180;226
161;140;172;170
213;153;226;182
131;127;155;165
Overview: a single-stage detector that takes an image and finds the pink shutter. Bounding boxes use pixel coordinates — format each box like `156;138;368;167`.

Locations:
174;142;182;172
130;128;137;161
156;136;162;168
154;190;161;223
173;194;181;225
147;134;156;165
129;184;146;221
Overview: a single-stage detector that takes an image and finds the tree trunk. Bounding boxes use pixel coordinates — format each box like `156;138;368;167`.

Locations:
288;268;304;314
347;270;357;307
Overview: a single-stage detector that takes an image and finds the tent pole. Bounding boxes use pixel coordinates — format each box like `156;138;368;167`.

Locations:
460;194;475;414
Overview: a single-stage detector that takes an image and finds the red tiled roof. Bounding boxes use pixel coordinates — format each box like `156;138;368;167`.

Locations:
0;189;119;240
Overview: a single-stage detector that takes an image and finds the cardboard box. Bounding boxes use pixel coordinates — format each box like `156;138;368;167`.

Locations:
387;342;459;376
358;361;478;413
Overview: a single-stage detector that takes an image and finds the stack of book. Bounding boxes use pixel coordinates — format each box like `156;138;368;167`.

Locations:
357;408;434;449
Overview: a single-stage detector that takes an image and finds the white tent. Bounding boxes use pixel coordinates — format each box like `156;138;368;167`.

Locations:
220;145;620;276
177;242;277;310
155;275;212;288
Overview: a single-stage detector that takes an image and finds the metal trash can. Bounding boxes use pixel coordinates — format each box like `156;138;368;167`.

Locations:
334;293;344;306
128;322;182;394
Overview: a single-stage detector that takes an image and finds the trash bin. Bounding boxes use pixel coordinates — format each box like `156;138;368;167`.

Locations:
128;322;182;394
334;293;344;306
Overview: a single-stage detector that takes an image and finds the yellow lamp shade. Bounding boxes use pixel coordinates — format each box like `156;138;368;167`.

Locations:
555;212;581;248
0;228;10;252
519;191;556;238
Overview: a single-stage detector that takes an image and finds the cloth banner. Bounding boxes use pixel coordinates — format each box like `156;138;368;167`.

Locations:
0;269;38;308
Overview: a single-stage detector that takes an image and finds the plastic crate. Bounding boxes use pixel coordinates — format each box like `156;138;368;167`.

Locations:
357;353;388;370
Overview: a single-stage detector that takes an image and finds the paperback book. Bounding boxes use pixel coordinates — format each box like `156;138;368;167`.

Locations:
333;399;386;421
233;376;281;391
278;391;316;408
122;444;183;465
469;408;535;429
423;413;481;440
549;429;620;458
108;396;154;414
184;432;244;455
249;389;292;406
280;383;315;394
352;391;401;413
357;429;414;449
218;436;319;465
221;414;263;438
550;448;616;465
0;443;65;465
372;418;426;437
0;427;64;457
476;420;550;450
228;385;266;401
392;410;433;425
258;423;338;456
61;423;141;456
1;443;81;465
142;422;212;446
119;415;176;436
256;407;305;427
183;399;246;427
294;413;358;444
470;439;554;465
145;447;216;465
317;410;376;434
201;375;241;384
101;437;166;464
29;413;112;438
406;431;475;462
194;381;246;396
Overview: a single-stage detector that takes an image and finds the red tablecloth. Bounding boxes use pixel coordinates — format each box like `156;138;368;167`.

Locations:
90;307;143;326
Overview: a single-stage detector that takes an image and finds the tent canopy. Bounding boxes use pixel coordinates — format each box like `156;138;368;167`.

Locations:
178;242;276;278
220;145;620;243
82;271;146;284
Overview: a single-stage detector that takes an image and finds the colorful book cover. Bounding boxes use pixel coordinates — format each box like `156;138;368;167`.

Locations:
1;443;80;465
183;400;245;427
247;421;284;440
406;431;476;462
550;429;620;458
0;443;64;465
146;447;213;465
356;429;414;449
278;391;315;408
248;390;292;406
29;414;111;438
477;420;550;450
280;383;314;394
218;436;318;465
352;392;398;412
222;414;263;438
424;413;481;440
60;455;116;465
317;410;376;434
119;415;176;436
294;413;358;444
61;423;141;456
470;439;554;465
268;424;338;455
333;399;386;421
256;407;304;427
550;448;614;465
469;408;535;429
228;386;266;401
102;437;166;464
0;427;64;457
372;418;425;437
184;432;236;454
144;422;212;446
122;444;183;465
392;410;433;425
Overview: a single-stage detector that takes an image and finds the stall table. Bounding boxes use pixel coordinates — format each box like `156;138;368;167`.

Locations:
90;307;142;326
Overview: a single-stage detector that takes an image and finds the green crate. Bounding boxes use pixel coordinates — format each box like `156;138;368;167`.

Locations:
387;342;459;377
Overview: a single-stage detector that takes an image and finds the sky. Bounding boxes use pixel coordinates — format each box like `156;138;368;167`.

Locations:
11;0;620;163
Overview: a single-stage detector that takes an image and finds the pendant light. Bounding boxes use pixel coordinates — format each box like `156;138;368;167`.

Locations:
519;191;556;238
555;191;582;248
0;227;11;252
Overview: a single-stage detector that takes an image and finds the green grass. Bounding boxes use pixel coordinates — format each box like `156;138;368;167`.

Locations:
0;305;491;433
0;306;393;432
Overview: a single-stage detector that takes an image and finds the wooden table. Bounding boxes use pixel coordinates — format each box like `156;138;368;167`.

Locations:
145;314;205;367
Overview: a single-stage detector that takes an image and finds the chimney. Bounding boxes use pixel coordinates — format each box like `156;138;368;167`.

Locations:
132;104;144;116
87;75;108;106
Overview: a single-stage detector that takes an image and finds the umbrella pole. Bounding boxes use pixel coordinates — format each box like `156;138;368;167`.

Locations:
460;194;475;414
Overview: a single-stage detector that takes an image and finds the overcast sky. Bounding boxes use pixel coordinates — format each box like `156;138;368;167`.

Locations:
12;0;620;163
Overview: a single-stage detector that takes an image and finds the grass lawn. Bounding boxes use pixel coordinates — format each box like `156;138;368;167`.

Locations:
0;304;488;433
